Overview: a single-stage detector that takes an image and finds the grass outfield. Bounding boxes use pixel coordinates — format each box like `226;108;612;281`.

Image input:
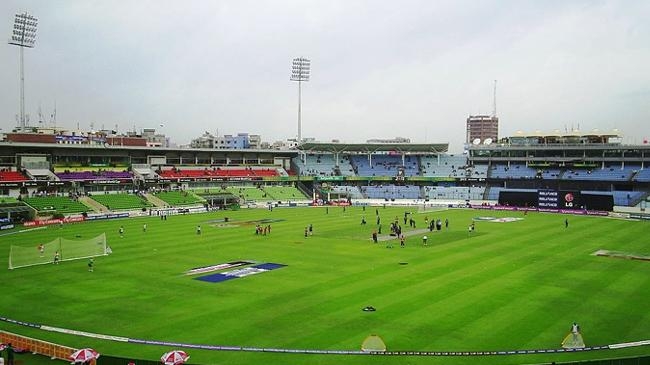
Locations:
0;206;649;365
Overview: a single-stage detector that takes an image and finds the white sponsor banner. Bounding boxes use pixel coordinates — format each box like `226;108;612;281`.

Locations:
41;325;129;342
608;340;650;349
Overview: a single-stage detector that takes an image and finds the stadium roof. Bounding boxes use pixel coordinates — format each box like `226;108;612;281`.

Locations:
0;205;32;214
297;142;449;154
509;130;622;138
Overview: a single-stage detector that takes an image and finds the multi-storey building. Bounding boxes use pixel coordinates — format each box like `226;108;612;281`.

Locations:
466;115;498;144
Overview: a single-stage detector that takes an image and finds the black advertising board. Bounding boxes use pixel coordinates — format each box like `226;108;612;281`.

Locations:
539;190;581;209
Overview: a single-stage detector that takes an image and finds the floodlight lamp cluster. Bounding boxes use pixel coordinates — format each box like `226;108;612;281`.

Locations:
290;57;310;82
9;13;38;48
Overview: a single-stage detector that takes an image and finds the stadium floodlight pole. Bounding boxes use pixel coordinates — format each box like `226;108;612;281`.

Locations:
9;12;38;132
290;57;310;144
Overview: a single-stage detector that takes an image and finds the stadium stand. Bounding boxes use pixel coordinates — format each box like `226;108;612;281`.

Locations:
261;186;308;201
563;165;637;181
292;154;357;177
421;155;467;178
468;163;489;179
489;164;539;179
216;168;279;177
101;171;132;179
361;184;420;199
0;170;29;182
56;171;95;180
488;164;563;180
56;170;133;181
191;187;230;195
424;186;485;200
329;185;364;199
159;167;280;179
350;155;419;177
158;169;206;178
334;155;356;176
633;167;650;182
23;196;89;214
293;154;338;177
153;191;205;206
191;187;229;194
88;193;152;210
613;191;645;206
537;167;562;180
226;186;269;201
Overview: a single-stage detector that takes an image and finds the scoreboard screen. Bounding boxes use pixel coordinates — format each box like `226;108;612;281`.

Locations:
538;190;581;209
559;191;581;209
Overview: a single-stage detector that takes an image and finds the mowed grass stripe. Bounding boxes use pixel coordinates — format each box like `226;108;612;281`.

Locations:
366;244;574;350
298;225;588;350
248;216;592;346
104;213;636;350
1;208;649;365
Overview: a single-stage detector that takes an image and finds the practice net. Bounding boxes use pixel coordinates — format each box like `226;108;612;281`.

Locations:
9;233;107;270
417;204;449;213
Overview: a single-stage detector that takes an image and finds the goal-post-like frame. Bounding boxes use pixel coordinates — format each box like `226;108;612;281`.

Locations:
9;233;107;270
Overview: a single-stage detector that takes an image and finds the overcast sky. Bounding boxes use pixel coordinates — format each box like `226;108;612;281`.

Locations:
1;0;649;152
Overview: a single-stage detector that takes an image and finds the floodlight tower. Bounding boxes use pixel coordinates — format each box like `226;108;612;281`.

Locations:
9;12;38;132
290;57;310;144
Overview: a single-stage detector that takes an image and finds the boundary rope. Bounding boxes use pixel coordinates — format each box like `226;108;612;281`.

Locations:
1;315;648;356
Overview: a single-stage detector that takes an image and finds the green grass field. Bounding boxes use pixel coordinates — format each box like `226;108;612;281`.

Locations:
154;191;205;206
89;193;152;210
22;196;89;214
1;206;649;365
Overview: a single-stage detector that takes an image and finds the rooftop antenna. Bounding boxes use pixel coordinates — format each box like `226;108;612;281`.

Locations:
492;80;497;118
50;101;57;126
38;104;44;125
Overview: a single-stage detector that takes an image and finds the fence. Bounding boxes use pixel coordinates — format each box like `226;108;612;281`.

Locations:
0;330;94;364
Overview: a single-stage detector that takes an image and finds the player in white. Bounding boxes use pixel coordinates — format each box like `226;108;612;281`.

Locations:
571;322;580;338
562;321;585;349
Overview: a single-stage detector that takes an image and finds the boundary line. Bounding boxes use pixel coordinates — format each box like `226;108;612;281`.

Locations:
1;316;648;356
